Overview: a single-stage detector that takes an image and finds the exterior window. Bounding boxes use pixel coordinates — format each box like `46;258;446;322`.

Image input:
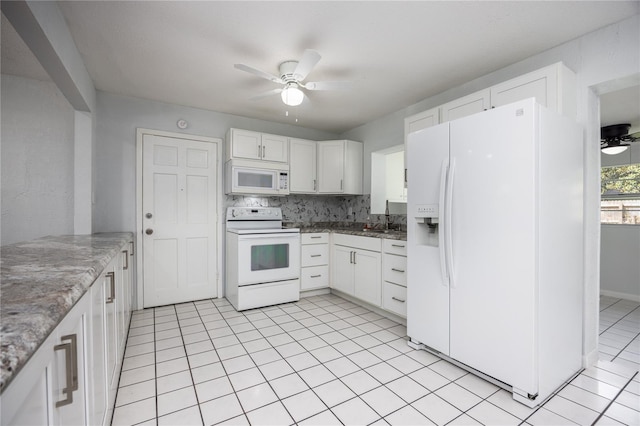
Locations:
601;164;640;224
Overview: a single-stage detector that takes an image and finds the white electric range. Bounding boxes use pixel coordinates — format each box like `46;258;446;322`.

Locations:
225;207;300;311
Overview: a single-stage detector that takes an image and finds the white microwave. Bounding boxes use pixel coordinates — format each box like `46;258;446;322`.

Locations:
225;159;289;196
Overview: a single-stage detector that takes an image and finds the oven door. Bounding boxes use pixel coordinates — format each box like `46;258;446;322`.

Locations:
237;233;300;286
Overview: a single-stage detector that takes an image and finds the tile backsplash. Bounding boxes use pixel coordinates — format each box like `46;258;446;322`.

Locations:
224;194;406;226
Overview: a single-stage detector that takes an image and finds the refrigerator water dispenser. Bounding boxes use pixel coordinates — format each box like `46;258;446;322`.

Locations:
414;204;439;247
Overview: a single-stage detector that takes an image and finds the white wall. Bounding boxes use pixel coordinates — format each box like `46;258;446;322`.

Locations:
341;15;640;366
1;74;75;245
601;225;640;301
94;91;340;233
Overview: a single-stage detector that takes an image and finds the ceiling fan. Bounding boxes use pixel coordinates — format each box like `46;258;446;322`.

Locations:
601;123;640;155
234;49;350;106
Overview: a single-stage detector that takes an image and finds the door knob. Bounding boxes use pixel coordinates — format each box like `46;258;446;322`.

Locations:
145;228;153;235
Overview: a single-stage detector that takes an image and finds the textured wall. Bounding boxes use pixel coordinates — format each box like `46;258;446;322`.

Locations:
1;75;75;245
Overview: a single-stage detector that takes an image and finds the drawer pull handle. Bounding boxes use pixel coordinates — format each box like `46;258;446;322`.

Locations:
130;241;135;256
54;334;78;407
310;274;322;278
310;236;322;239
106;271;116;304
310;254;322;258
391;244;405;248
392;296;406;303
391;268;405;273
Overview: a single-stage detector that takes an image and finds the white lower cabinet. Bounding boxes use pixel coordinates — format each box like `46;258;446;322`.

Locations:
331;234;382;307
1;293;91;426
328;234;408;318
1;239;134;426
300;233;330;291
382;239;408;317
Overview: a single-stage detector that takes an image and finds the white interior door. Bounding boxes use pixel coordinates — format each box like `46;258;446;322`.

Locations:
142;134;218;308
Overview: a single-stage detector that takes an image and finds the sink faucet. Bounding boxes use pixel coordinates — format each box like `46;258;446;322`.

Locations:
385;200;391;230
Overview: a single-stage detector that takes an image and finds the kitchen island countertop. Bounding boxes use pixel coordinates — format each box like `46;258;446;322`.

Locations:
0;232;133;393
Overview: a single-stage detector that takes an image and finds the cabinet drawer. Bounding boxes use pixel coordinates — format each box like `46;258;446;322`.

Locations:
383;239;407;256
301;265;329;290
301;244;329;267
333;233;381;252
302;233;329;244
383;282;407;317
383;254;407;287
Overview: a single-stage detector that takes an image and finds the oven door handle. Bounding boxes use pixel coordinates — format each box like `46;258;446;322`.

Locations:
237;233;300;240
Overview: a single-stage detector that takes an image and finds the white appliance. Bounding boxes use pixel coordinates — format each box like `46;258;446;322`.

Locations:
225;159;289;195
226;207;300;310
407;98;584;407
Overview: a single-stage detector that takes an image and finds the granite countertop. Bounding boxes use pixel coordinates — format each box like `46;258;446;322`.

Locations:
0;232;133;393
285;222;407;241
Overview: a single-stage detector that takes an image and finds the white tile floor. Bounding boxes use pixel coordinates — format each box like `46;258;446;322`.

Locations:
113;294;640;425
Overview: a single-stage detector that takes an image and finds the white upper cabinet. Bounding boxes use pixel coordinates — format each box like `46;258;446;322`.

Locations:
261;133;289;163
317;140;363;195
406;62;576;135
226;128;288;163
440;88;491;122
289;138;317;193
404;107;440;139
490;62;576;117
228;128;261;160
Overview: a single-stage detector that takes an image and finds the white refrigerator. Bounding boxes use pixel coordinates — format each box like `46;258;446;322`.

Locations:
407;98;584;407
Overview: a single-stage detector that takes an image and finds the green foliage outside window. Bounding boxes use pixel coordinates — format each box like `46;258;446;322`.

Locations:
601;164;640;196
601;164;640;224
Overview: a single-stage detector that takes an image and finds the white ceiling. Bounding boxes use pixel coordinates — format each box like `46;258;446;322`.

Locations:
601;85;640;132
2;1;639;133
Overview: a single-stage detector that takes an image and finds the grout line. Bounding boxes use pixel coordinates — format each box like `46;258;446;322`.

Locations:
590;371;639;426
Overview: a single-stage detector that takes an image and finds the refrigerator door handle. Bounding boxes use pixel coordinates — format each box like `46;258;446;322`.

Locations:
445;158;456;288
439;159;449;285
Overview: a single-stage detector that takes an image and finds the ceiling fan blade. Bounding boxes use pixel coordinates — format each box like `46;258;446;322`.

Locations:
305;81;352;91
249;88;283;101
293;49;321;81
629;131;640;140
234;64;283;84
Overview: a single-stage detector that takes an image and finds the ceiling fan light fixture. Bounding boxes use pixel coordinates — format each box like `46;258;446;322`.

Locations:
281;84;304;106
601;144;630;155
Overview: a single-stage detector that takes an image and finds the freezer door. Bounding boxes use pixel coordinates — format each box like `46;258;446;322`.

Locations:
448;100;538;395
407;123;451;355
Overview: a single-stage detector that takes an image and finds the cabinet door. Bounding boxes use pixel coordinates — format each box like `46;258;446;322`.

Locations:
290;138;317;193
342;140;363;195
116;252;127;355
353;249;382;307
230;129;262;160
405;107;439;138
1;341;54;426
52;295;89;426
318;140;345;193
440;89;490;122
103;266;119;406
261;134;288;163
331;245;354;295
88;281;107;426
404;108;439;187
490;67;554;111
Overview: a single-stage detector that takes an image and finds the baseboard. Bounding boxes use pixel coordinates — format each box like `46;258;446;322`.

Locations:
300;288;331;298
600;290;640;303
329;289;407;326
583;347;599;369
